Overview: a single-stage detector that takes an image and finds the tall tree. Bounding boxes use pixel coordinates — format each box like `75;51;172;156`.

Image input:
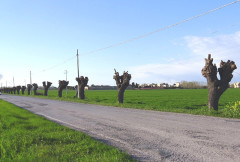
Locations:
202;54;237;110
113;69;131;103
76;76;88;99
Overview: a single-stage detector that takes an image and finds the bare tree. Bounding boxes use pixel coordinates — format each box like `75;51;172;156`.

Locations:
13;87;16;94
76;76;88;99
43;81;52;96
32;83;38;95
16;86;21;95
202;54;237;110
27;84;32;95
58;80;69;97
21;86;26;95
113;69;131;103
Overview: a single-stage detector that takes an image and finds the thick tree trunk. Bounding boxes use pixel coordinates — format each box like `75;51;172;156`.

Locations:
79;85;85;99
44;89;48;96
208;86;219;111
118;88;125;103
113;69;131;103
58;80;69;98
27;84;32;95
16;86;21;95
21;86;26;95
58;88;63;97
32;83;38;95
202;54;237;111
76;77;88;99
43;81;52;96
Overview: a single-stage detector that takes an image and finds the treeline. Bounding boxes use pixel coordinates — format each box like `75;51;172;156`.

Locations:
180;81;207;89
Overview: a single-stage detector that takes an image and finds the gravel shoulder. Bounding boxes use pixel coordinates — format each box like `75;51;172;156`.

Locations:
1;94;240;161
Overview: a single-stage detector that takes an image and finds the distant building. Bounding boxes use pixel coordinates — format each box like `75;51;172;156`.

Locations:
173;82;180;88
233;82;240;88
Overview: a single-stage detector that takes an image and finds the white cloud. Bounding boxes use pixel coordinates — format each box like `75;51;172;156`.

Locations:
129;31;240;84
129;59;204;84
185;31;240;62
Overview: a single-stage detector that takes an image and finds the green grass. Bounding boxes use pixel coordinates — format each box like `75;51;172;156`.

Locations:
4;88;240;118
0;99;134;161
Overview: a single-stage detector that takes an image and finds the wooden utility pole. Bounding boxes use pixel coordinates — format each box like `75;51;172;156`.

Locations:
65;70;68;94
30;71;32;95
76;49;80;98
13;77;15;87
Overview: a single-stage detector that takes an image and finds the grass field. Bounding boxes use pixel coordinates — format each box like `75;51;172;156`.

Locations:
0;99;134;161
6;88;240;118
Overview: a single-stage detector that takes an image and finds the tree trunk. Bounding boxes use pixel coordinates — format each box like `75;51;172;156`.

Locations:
43;81;52;96
16;86;21;95
208;83;219;111
13;87;16;94
113;69;131;103
58;88;63;97
79;85;85;99
118;88;125;103
33;84;38;95
58;80;69;98
76;77;88;99
21;86;26;95
202;54;237;111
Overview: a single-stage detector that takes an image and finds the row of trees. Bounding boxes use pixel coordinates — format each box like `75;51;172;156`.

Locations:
1;54;237;111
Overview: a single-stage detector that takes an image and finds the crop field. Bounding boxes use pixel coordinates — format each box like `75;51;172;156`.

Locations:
8;88;240;118
0;99;134;161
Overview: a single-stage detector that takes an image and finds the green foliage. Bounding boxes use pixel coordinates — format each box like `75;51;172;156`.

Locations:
0;100;134;161
224;100;240;118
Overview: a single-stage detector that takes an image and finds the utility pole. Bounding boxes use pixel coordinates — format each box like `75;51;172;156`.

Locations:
6;81;7;87
13;77;15;87
30;71;32;95
77;49;80;98
64;70;68;94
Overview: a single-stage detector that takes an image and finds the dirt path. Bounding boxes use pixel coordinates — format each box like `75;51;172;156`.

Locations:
1;94;240;161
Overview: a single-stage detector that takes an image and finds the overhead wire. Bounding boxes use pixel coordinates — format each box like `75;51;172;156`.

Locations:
38;0;240;72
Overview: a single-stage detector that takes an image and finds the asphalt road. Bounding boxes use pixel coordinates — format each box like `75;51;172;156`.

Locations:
1;94;240;161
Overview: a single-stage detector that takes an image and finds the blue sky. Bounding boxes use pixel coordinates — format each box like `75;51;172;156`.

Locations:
0;0;240;87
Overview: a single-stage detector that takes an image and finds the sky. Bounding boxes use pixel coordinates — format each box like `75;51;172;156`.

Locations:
0;0;240;87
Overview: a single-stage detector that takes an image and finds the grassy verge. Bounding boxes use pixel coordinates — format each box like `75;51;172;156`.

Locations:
0;99;134;161
3;88;240;118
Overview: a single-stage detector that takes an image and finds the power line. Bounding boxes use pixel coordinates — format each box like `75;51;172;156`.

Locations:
38;0;240;73
80;0;240;56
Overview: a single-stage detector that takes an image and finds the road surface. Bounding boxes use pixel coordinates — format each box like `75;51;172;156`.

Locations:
1;94;240;161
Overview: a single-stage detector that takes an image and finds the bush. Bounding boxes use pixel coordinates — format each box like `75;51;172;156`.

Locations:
224;101;240;118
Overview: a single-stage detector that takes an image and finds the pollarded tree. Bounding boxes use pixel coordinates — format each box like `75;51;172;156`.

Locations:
113;69;131;103
13;87;16;94
27;84;33;95
43;81;52;96
76;76;88;99
202;54;237;111
58;80;69;97
16;86;21;95
32;83;38;95
21;86;26;95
